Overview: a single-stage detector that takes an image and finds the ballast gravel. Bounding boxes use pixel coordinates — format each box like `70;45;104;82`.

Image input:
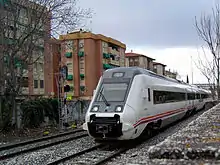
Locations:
1;136;95;165
0;131;87;157
62;150;115;165
148;103;220;161
106;103;218;165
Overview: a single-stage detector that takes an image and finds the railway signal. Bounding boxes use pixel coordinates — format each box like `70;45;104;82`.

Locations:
64;85;70;92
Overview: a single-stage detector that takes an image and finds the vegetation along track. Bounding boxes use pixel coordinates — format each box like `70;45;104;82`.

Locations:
0;129;88;160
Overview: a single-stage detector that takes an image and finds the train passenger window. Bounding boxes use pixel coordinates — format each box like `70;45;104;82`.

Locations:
153;90;185;104
187;93;195;100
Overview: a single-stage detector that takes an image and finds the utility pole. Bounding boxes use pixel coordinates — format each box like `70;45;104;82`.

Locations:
217;57;220;100
0;1;4;126
191;55;194;84
55;73;62;132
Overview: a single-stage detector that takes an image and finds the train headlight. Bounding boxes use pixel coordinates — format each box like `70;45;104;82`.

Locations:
115;106;123;112
91;106;99;112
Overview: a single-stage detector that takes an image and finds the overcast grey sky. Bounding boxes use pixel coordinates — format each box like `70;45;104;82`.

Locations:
79;0;216;48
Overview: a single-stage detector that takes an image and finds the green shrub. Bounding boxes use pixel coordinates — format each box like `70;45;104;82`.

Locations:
21;98;59;128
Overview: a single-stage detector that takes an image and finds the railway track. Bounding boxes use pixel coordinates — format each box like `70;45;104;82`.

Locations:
47;142;126;165
47;138;145;165
0;129;88;160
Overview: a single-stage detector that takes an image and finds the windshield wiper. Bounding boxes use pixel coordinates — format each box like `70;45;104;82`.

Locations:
99;89;110;106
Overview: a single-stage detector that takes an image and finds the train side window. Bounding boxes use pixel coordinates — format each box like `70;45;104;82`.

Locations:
148;88;151;101
153;90;185;104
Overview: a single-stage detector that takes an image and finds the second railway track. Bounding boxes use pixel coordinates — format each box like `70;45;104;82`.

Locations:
47;142;128;165
47;139;144;165
0;129;88;160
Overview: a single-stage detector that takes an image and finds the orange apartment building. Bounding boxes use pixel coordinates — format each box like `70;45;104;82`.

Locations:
125;51;155;71
59;30;126;100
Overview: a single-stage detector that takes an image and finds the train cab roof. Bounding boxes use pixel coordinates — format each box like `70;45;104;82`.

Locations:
103;67;210;94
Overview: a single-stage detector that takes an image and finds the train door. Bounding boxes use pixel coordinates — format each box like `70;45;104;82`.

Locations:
140;87;152;118
185;88;192;111
191;91;195;109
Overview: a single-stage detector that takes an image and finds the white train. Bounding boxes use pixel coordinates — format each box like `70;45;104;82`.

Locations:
83;67;212;140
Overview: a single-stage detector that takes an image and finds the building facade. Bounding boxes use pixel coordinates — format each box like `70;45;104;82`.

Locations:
0;0;51;97
125;52;155;71
59;30;126;100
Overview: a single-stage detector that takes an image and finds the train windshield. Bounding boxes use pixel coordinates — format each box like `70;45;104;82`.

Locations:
96;83;128;102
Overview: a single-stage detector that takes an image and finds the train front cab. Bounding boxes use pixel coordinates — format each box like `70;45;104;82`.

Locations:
83;68;141;140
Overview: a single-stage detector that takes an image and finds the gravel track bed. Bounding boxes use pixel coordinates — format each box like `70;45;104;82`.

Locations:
61;149;116;165
118;159;220;165
0;131;87;156
105;108;210;165
148;104;220;161
1;136;95;165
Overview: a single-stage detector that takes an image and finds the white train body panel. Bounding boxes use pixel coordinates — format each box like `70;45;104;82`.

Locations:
83;67;213;140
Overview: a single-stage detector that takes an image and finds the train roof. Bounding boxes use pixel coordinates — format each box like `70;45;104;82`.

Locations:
105;67;184;84
105;67;211;94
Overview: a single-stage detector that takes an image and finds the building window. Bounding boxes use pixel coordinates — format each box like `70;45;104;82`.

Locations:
129;58;134;66
40;80;44;88
34;80;38;88
134;58;139;66
67;63;73;73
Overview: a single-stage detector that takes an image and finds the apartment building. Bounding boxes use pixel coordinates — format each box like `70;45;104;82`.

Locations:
59;30;126;100
153;62;166;75
0;0;51;97
125;51;155;71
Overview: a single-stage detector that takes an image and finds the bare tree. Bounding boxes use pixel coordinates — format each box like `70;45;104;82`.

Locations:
195;2;220;99
0;0;92;128
193;47;217;99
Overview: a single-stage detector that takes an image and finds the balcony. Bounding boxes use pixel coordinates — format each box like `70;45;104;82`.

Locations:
78;51;84;57
103;63;111;69
103;53;110;59
80;86;85;91
67;74;73;80
65;52;72;58
80;74;85;79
